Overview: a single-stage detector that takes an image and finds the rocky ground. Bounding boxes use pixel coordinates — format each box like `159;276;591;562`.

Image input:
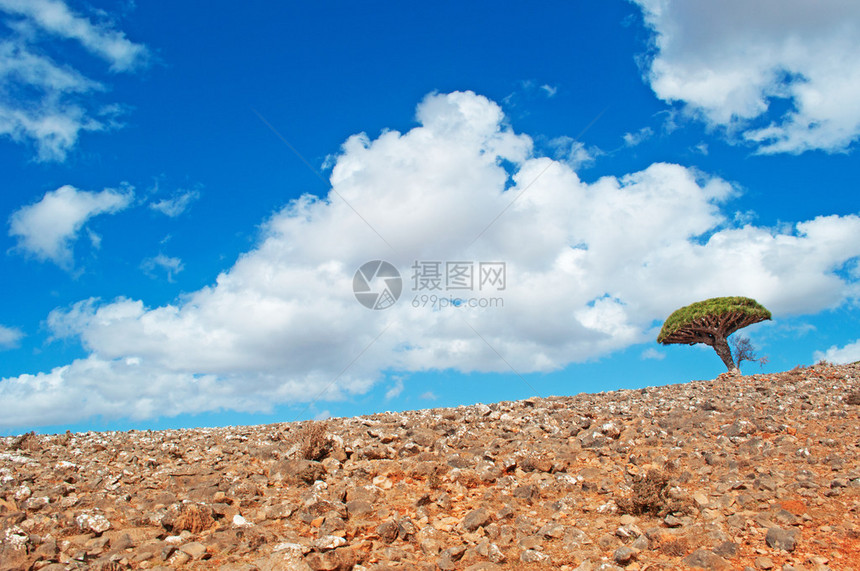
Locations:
1;363;859;571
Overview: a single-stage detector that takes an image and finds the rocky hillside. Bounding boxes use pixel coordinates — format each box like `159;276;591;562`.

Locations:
1;363;859;571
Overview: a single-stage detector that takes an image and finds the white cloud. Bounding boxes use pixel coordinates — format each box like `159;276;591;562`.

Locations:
385;377;404;400
0;0;147;160
141;254;184;282
0;325;23;349
420;391;437;401
814;340;860;365
0;40;105;161
622;127;653;147
2;91;860;428
633;0;860;153
641;347;664;360
548;136;600;170
0;0;148;71
8;184;133;268
149;190;200;217
540;84;557;98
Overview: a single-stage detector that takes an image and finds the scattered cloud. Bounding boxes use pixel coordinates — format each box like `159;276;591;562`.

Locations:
540;84;557;98
0;325;23;349
633;0;860;153
8;184;133;269
641;347;664;360
149;190;200;218
622;126;653;147
548;136;600;170
733;210;757;225
0;0;149;71
385;377;404;400
420;391;437;401
2;91;860;427
814;340;860;365
141;254;184;282
0;0;148;160
314;410;332;421
503;80;560;110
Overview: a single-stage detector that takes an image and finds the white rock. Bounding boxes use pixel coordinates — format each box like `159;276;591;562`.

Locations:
76;512;111;533
232;514;253;527
313;535;347;551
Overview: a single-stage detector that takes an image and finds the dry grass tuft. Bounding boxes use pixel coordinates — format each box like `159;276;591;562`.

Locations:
616;469;688;517
659;536;692;556
296;421;332;461
172;503;215;533
10;431;37;452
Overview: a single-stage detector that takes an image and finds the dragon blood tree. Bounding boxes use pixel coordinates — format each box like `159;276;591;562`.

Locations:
657;296;772;372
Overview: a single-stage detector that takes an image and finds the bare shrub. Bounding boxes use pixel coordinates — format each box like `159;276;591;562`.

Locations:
170;503;215;533
731;335;768;370
11;431;37;451
617;469;687;517
295;421;332;461
659;536;691;556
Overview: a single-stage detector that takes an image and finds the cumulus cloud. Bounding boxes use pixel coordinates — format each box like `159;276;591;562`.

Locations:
2;91;860;428
8;184;133;268
0;325;23;349
814;340;860;365
633;0;860;153
0;0;148;160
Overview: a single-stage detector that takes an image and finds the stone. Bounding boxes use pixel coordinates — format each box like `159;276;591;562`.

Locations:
346;499;374;517
179;541;208;559
520;549;549;562
313;535;346;551
75;511;111;534
681;549;731;570
255;549;313;571
614;545;636;564
712;541;738;557
304;546;355;571
765;527;798;552
462;508;491;532
376;520;399;543
277;459;326;484
465;563;502;571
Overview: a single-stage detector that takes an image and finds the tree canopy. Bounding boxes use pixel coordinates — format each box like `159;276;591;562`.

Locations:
657;296;772;372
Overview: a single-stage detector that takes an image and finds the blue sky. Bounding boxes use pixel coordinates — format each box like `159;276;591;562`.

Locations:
1;0;859;435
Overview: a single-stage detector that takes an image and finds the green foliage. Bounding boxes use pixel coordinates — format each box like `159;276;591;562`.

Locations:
657;296;771;343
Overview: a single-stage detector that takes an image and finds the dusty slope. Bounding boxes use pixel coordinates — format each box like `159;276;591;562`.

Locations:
1;363;859;571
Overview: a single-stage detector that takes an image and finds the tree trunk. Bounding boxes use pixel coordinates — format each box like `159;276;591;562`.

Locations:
711;335;738;372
